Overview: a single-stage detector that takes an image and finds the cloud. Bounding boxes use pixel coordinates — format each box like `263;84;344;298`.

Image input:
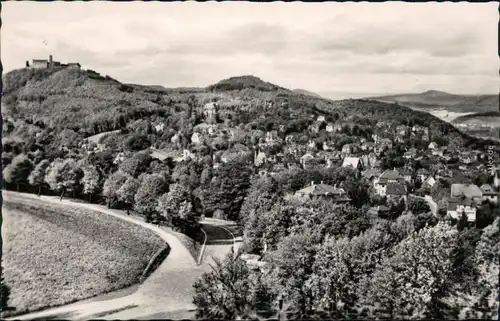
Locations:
2;1;497;94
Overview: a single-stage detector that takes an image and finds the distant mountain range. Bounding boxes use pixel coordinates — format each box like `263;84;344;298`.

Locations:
367;90;499;114
367;90;500;140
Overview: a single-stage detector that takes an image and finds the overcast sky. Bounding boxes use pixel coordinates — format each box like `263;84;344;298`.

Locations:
2;2;498;98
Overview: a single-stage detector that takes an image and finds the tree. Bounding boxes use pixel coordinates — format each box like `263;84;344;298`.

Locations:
134;173;168;221
362;223;458;319
28;159;50;195
266;231;319;319
0;273;10;312
102;170;129;208
193;250;271;319
45;158;83;199
123;133;150;152
118;151;152;177
470;218;500;319
3;154;33;191
81;165;100;202
157;183;197;231
116;176;140;214
240;175;282;253
408;197;431;215
201;161;252;221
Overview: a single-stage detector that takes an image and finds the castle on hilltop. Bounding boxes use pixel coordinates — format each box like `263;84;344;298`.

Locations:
27;55;81;69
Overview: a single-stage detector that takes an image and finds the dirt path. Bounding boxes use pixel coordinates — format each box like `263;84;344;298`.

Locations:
3;191;238;320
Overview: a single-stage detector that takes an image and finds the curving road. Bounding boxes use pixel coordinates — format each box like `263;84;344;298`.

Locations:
3;191;240;320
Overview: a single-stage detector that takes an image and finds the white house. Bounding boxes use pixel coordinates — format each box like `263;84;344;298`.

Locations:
447;195;477;222
422;176;437;188
154;123;165;133
428;142;439;150
191;132;204;145
342;157;363;170
375;169;406;196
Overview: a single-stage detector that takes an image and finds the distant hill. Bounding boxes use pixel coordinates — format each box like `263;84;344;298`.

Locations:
368;91;499;114
292;88;324;99
206;75;288;92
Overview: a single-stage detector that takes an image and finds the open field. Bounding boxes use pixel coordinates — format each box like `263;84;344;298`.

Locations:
2;196;166;316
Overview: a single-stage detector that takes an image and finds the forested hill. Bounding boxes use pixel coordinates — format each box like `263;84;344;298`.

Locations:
2;66;496;152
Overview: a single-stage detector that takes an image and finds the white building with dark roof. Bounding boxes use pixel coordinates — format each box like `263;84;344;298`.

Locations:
447;195;477;222
295;181;351;203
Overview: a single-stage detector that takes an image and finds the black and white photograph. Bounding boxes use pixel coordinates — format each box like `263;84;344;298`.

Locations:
0;1;499;319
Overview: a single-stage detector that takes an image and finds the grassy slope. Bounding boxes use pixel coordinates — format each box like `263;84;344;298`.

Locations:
2;197;165;315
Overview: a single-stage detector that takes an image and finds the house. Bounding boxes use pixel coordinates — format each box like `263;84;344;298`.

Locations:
317;115;326;123
375;169;405;196
451;183;483;205
459;152;477;164
341;144;354;155
386;182;408;201
401;168;413;183
403;148;418;159
308;140;317;149
361;141;375;151
394;136;405;143
416;168;431;182
325;123;335;133
480;184;498;203
428;142;439;150
377;138;393;152
300;153;315;168
342;157;364;170
333;124;343;132
436;169;453;181
377;121;392;129
30;55;62;69
265;131;279;144
191;132;204;145
451;172;473;184
362;168;382;184
31;59;49;69
154;123;165;133
361;152;378;169
447;195;477;222
396;125;408;136
322;141;333;151
367;205;391;217
432;149;445;157
412;125;428;134
203;101;218;122
295;181;351;203
254;150;267;167
422;176;437;189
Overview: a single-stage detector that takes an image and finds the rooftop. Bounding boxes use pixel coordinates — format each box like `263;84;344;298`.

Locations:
451;183;482;198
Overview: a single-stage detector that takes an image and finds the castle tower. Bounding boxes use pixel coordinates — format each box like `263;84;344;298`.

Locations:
49;55;53;68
